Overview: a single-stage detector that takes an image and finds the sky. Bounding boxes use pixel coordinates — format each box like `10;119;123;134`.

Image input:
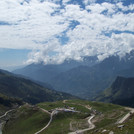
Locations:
0;0;134;70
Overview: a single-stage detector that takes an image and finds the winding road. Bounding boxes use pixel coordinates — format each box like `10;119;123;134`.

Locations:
34;107;81;134
68;114;95;134
35;110;56;134
35;100;96;134
63;100;95;134
0;109;14;134
0;109;14;119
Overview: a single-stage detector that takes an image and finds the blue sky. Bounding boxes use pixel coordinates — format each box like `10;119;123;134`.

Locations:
0;49;30;70
0;0;134;70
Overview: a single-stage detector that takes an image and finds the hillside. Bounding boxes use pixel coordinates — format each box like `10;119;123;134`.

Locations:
2;100;134;134
0;94;23;134
0;69;76;104
95;76;134;107
0;93;23;116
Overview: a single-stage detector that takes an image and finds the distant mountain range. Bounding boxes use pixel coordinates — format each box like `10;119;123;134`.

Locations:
49;51;134;99
95;76;134;107
13;56;98;83
0;69;76;104
13;51;134;99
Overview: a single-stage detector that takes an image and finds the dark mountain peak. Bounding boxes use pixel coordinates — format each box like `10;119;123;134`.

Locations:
95;76;134;107
111;76;134;90
111;76;126;88
114;76;125;81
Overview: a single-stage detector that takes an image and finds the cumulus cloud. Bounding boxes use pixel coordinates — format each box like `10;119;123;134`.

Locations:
0;0;134;64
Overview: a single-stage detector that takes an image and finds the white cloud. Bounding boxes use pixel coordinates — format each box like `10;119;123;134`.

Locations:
62;0;71;5
86;3;107;13
0;0;134;65
83;0;97;5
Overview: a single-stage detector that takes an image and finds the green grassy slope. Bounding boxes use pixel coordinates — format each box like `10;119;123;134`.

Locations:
3;104;50;134
3;100;133;134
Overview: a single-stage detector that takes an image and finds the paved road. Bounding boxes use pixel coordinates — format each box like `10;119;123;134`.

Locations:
117;107;134;124
34;110;57;134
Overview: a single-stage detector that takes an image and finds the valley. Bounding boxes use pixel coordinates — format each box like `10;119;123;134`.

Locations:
1;62;134;134
13;51;134;99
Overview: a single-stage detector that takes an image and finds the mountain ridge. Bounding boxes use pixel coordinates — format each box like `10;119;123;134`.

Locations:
0;69;76;104
13;56;98;83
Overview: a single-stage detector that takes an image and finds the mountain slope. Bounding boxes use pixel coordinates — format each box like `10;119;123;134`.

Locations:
0;69;76;104
95;76;134;107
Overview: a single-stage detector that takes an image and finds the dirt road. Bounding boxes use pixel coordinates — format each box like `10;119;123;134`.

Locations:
117;107;134;124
